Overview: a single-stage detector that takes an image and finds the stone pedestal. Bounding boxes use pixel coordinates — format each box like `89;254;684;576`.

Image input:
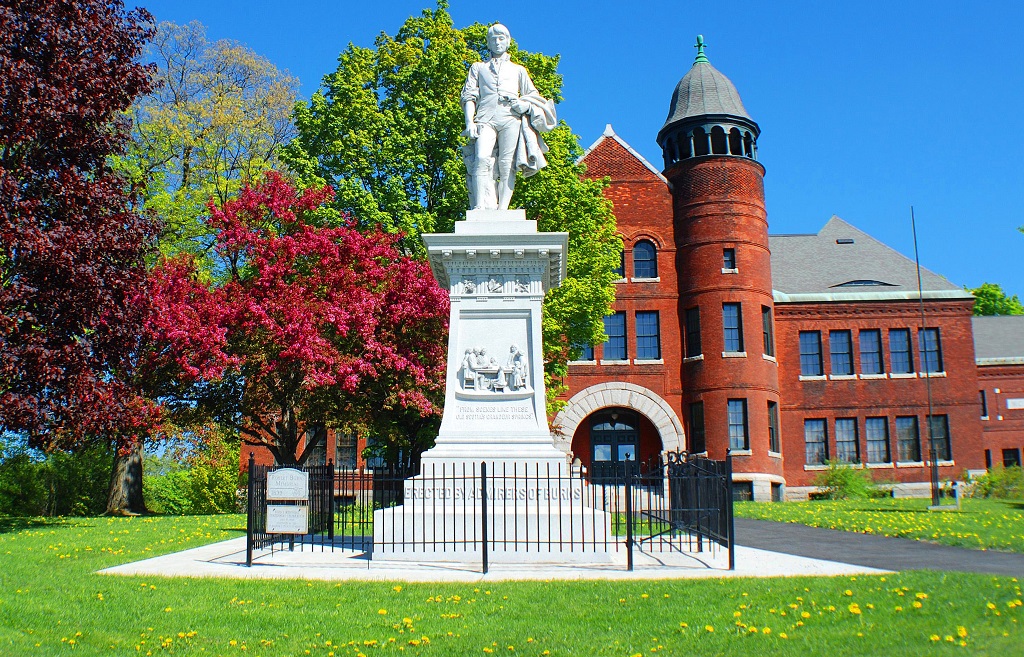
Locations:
419;209;569;470
373;210;611;562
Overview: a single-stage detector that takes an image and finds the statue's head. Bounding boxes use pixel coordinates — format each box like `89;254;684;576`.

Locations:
487;23;511;57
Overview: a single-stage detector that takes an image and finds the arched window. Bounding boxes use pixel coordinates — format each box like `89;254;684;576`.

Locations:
728;128;742;155
633;240;657;278
710;126;728;154
692;127;709;156
743;132;754;158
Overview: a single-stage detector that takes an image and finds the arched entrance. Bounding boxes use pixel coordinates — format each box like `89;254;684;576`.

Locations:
552;383;685;477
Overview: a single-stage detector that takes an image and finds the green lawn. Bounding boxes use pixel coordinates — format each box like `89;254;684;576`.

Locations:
735;498;1024;553
0;515;1021;656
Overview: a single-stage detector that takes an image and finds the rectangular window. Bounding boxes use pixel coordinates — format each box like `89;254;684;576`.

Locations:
728;399;749;450
689;402;706;453
896;416;921;462
762;306;775;357
685;307;702;357
723;303;743;352
335;432;358;469
865;417;890;463
1004;448;1022;468
574;343;594;361
602;312;627;360
799;331;823;376
804;419;828;465
830;330;853;375
835;418;859;463
767;401;780;453
980;390;988;418
927;415;951;461
305;425;328;466
635;311;661;360
859;329;884;375
889;329;913;374
919;328;943;373
723;248;736;269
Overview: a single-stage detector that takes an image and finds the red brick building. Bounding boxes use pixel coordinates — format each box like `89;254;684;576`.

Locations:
974;316;1024;470
554;42;1022;500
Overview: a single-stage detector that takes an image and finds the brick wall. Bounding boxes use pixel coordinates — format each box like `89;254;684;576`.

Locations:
774;299;984;488
978;362;1024;467
669;157;782;480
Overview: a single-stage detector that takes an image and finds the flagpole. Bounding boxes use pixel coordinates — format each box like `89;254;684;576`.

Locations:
911;207;941;507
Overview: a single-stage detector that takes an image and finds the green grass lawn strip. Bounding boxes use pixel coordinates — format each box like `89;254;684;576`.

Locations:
0;514;1021;655
735;498;1024;553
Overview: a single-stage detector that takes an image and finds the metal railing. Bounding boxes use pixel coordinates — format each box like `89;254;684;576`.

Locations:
245;451;734;571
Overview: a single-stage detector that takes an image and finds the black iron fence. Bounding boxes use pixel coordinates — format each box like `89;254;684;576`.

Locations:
245;451;734;571
245;457;334;566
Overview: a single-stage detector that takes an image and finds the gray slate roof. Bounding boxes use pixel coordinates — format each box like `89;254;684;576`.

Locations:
972;316;1024;361
662;61;751;129
769;216;972;301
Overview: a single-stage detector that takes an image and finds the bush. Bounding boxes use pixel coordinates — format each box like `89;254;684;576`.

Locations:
144;425;242;515
812;460;877;500
967;466;1024;500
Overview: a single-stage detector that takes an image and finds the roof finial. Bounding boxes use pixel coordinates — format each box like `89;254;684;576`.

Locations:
694;35;709;64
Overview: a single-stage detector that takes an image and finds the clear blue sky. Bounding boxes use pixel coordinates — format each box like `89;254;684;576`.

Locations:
140;0;1024;300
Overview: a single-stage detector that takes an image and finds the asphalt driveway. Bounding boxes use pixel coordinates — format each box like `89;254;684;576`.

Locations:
734;518;1024;577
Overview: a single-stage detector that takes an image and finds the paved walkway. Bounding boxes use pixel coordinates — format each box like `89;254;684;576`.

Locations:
735;518;1024;577
98;536;887;582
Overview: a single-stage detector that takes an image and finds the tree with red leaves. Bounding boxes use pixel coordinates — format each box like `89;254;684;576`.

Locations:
0;1;158;513
146;173;449;466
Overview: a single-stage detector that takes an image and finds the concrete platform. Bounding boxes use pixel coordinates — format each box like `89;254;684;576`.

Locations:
98;536;889;582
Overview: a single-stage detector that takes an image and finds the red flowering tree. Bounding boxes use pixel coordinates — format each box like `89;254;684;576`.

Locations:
0;1;158;513
146;173;449;466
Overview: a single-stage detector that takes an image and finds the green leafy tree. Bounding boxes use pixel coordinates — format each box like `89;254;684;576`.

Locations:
282;2;620;413
968;282;1024;316
116;21;298;276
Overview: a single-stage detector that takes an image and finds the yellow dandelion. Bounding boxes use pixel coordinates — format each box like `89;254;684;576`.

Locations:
844;590;853;597
705;625;714;633
779;632;788;639
378;609;388;615
957;626;967;638
912;601;923;609
930;635;940;642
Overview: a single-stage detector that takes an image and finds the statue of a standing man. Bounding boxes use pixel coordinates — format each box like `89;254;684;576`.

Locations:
461;23;556;211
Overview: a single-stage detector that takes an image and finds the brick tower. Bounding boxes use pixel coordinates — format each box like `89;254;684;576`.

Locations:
658;36;783;500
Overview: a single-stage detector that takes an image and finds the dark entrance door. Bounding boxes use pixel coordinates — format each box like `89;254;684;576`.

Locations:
590;409;639;482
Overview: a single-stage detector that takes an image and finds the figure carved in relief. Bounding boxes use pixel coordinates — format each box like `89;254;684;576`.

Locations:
507;344;528;390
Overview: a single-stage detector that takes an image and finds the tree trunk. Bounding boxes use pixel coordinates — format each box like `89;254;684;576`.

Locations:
106;442;147;515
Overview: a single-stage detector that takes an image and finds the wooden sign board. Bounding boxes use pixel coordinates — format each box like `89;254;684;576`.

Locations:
267;468;309;501
266;504;309;534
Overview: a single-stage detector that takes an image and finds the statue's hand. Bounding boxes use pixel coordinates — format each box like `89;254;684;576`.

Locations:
462;123;478;139
511;99;529;115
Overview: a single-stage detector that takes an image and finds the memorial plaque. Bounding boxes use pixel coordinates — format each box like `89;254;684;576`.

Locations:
267;468;309;501
266;504;309;534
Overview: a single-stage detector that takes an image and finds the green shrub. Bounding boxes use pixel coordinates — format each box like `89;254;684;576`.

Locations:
144;425;242;515
967;466;1024;500
812;460;877;499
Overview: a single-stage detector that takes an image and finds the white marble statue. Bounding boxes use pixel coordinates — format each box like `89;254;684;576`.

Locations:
461;23;557;211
